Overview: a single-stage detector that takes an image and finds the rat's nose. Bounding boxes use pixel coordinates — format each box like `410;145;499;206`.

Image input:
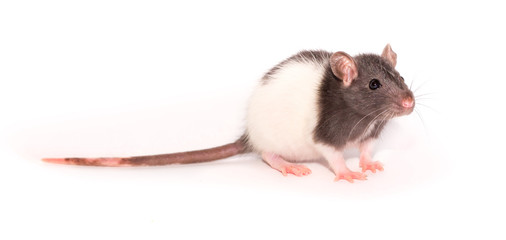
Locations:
402;97;414;108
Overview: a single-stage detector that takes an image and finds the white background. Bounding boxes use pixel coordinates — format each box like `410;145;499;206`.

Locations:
1;0;505;239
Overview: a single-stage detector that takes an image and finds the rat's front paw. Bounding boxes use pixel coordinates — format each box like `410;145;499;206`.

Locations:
359;161;384;173
334;171;367;183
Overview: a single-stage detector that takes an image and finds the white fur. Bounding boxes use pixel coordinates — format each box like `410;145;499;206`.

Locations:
245;60;326;162
314;143;347;173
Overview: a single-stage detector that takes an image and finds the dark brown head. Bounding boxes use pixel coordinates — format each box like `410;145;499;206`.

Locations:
330;44;414;118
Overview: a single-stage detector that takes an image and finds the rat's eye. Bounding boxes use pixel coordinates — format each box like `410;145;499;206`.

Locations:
400;76;405;82
369;79;382;90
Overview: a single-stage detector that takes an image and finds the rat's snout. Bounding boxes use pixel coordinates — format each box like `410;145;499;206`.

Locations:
402;97;414;109
393;93;415;116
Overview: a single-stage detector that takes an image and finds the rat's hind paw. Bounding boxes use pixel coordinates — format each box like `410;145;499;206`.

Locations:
262;152;312;177
280;164;312;177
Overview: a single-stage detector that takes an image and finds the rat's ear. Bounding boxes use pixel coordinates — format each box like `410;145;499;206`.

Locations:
381;44;397;68
330;52;358;87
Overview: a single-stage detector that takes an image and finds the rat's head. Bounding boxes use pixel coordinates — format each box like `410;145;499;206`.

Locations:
330;44;414;118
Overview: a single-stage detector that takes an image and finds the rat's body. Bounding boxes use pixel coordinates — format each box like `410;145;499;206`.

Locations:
44;44;415;182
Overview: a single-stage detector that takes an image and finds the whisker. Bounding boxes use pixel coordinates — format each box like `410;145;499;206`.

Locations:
415;97;435;101
362;108;391;139
347;107;389;140
416;103;439;114
413;79;433;94
414;108;428;135
415;92;437;98
373;110;393;138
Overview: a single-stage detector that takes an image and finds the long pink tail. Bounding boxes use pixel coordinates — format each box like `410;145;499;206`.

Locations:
42;139;247;167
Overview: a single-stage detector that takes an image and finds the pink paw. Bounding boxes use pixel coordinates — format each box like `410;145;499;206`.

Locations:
280;165;312;177
360;161;384;173
334;171;367;183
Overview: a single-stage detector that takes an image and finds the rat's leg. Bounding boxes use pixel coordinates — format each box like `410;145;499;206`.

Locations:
261;152;312;177
316;144;367;183
359;139;384;173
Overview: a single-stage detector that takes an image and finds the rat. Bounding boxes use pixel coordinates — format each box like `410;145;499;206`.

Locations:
43;44;415;182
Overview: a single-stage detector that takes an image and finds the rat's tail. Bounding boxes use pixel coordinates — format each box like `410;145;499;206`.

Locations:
42;137;249;167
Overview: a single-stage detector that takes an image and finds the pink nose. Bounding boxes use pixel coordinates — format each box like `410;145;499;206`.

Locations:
402;98;414;108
